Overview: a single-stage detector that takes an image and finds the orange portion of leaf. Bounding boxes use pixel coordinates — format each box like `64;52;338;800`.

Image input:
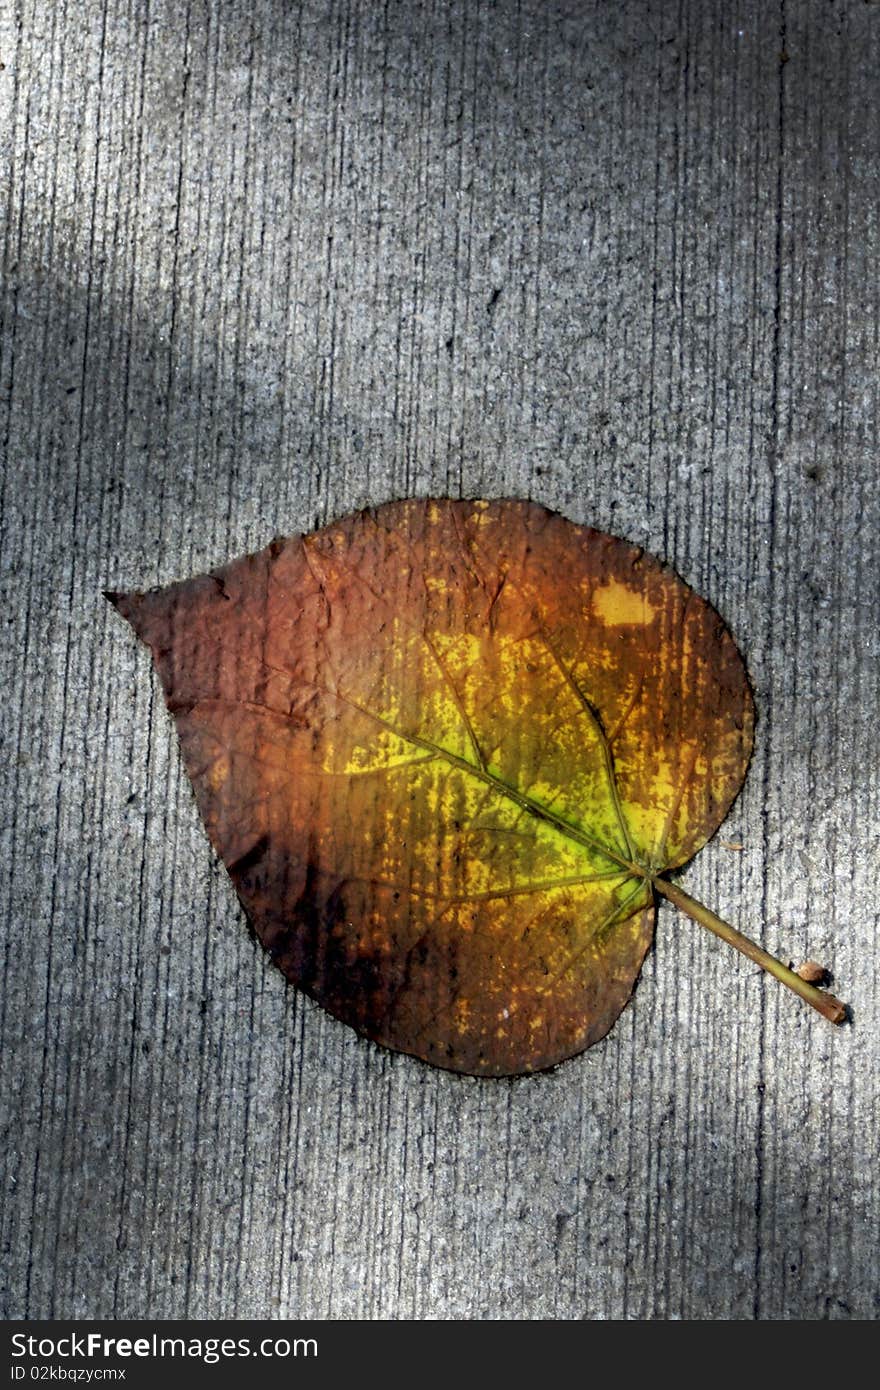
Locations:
109;499;754;1075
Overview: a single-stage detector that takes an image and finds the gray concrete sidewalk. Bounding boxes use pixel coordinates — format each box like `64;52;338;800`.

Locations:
1;0;878;1319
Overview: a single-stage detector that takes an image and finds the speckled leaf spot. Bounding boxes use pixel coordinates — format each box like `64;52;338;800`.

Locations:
108;499;847;1076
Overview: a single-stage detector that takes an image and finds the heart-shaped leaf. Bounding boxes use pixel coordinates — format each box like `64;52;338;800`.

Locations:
108;499;846;1074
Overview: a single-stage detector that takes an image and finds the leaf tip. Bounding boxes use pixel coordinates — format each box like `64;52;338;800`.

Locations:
104;589;140;623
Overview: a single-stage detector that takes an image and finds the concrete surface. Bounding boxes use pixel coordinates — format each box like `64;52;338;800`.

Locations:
1;0;878;1320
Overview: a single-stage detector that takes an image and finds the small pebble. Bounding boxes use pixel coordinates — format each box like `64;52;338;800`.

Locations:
796;960;827;984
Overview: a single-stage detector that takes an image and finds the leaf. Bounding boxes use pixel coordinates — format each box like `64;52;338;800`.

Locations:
108;498;846;1076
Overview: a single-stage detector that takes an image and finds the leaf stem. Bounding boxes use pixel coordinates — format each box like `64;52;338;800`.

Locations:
653;877;847;1025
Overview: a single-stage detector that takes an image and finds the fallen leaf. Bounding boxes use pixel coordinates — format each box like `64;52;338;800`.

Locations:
108;498;846;1075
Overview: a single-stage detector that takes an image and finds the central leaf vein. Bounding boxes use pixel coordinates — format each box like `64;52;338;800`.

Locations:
335;688;643;879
